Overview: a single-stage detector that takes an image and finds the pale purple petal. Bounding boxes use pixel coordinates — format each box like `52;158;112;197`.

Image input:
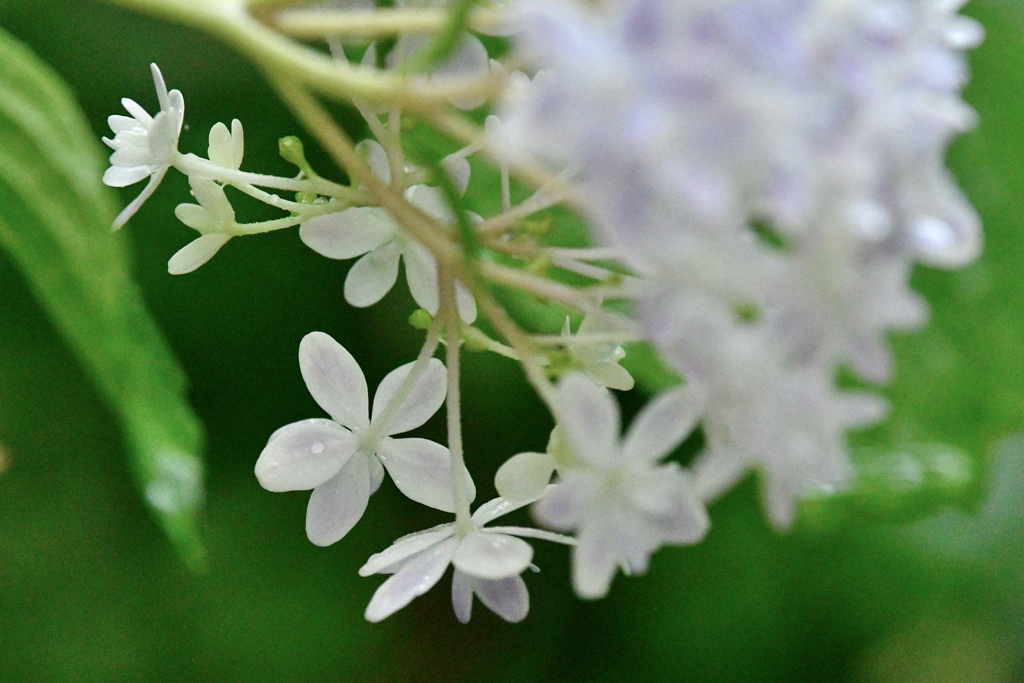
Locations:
557;374;621;466
364;537;458;622
474;574;530;623
572;521;620;599
532;480;584;531
167;233;231;275
298;331;370;430
254;419;358;492
300;208;396;260
305;453;371;546
622;385;705;463
344;242;402;308
371;358;447;435
451;569;474;623
376;437;465;512
453;531;533;580
359;525;456;577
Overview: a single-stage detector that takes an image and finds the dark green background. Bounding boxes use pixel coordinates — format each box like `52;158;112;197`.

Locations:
1;1;1023;680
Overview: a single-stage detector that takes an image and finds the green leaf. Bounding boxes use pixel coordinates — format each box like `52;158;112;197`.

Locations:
0;28;206;569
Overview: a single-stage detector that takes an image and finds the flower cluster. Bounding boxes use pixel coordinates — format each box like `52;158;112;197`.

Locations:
500;0;983;526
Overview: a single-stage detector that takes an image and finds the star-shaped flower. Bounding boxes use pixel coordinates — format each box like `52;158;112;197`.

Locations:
560;313;635;391
300;141;477;323
360;494;572;623
167;176;236;275
255;332;473;546
533;374;709;598
102;64;184;230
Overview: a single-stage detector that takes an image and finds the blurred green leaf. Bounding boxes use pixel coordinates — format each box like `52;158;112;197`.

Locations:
0;27;206;569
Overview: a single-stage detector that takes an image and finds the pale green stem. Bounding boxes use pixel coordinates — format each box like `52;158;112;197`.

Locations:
224;199;340;235
273;6;507;39
176;153;355;198
360;314;444;447
441;270;474;535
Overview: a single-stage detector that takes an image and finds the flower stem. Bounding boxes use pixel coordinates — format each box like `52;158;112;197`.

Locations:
272;6;507;40
441;269;474;535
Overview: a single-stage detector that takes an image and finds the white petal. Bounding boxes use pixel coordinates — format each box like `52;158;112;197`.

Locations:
572;521;620;599
376;438;467;511
174;203;216;232
691;449;749;503
474;574;529;623
110;146;153;167
300;207;395;260
451;569;474;623
585;362;635;391
344;242;402;308
364;537;458;622
208;120;243;170
402;240;440;314
108;114;143;134
622;385;705;463
103;164;150;188
471;494;537;526
441;155;471;195
151;63;170;112
368;455;386;494
455;281;478;324
356;139;392;185
112;169;166;230
167;233;231;275
360;525;455;577
120;97;152;127
371;358;447;436
254;419;358;492
557;374;621;466
406;184;453;222
494;451;556;503
189;176;234;224
298;331;370;430
453;531;533;580
305;453;371;546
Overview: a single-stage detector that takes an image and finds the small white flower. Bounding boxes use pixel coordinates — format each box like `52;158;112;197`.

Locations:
102;64;184;230
533;374;709;599
560;313;635;391
167;177;235;275
360;495;571;623
207;119;244;171
300;141;477;322
255;332;473;546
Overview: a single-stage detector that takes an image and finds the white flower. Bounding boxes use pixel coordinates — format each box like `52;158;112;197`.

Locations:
102;64;184;230
560;313;634;391
360;495;571;623
255;332;473;546
531;374;709;599
300;141;477;322
167;177;236;275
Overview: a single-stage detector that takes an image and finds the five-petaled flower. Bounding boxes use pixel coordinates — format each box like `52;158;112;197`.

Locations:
102;63;184;230
255;332;472;546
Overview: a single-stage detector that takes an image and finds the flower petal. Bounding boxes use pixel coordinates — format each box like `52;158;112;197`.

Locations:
494;451;556;503
356;139;392;185
453;531;533;580
174;203;216;232
254;419;358;492
451;569;474;624
208;119;244;170
300;207;396;260
167;233;231;275
472;491;550;526
359;525;456;577
371;358;447;436
364;537;458;622
622;384;705;463
344;242;402;308
402;240;440;315
112;169;166;230
455;281;478;324
305;453;371;546
108;114;144;134
102;164;150;188
189;176;234;224
474;574;530;623
572;520;620;599
585;362;635;392
441;155;471;195
532;479;585;531
298;331;370;430
377;437;475;512
368;455;386;494
557;374;621;466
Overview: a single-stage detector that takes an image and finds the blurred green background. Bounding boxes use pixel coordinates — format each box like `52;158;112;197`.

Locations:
1;1;1023;680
